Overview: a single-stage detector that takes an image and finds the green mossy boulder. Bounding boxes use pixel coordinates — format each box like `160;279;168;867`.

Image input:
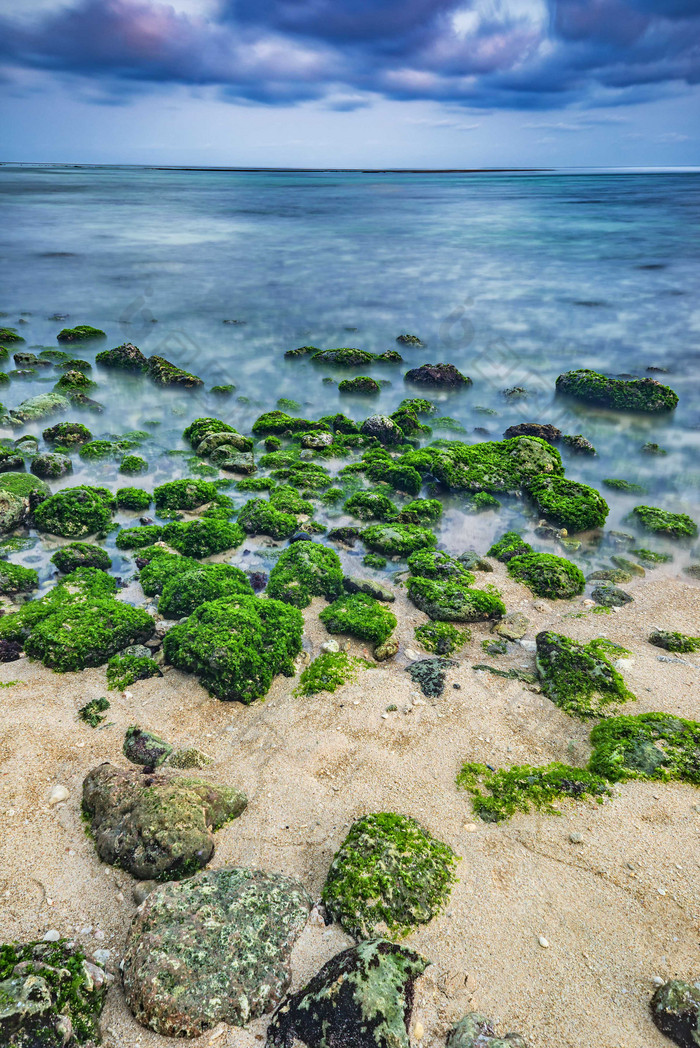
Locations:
0;451;24;473
30;452;72;479
507;552;585;600
487;531;532;563
183;416;236;446
95;341;147;370
153;478;229;513
407;575;505;622
33;486;114;538
556;368;678;412
535;631;634;719
161;518;244;558
54;369;97;395
115;524;164;550
363;522;436;557
0;561;38;596
122;867;311;1037
163;595;303;703
404;362;471;387
322;812;457;939
0;939;108;1047
120;454;148;475
116;486;152;511
42;421;93;446
252;411;328;436
269;484;313;515
344;490;398;522
457;761;611;823
9;392;70;424
159;564;253;619
147;355;203;387
339;376;380;395
0;490;27;534
51;542;111;574
0;327;25;344
602;478;647;494
138;552;201;596
630;505;697;539
649;980;700;1048
237;498;298;540
320;591;396;646
266;939;428;1048
527;475;609;532
419;436;563;495
266;541;343;608
407;548;474;581
396;498;442;525
82;762;247;880
360;415;404;446
122;725;172;765
56;325;105;343
589;713;700;785
311;347;401;367
414;621;469;655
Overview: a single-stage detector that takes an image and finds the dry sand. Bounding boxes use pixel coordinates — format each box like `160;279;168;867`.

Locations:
1;565;699;1048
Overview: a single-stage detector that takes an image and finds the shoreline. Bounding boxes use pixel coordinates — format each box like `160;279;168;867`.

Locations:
2;567;698;1048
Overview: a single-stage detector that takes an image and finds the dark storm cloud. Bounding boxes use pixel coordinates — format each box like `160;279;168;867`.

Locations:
0;0;699;108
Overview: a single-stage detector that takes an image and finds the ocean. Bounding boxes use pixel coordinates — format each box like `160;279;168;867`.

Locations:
0;165;698;583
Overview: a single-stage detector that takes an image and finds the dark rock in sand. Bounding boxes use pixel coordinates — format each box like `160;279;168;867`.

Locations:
266;939;428;1048
592;584;634;607
407;657;457;697
123;726;173;768
447;1011;530;1047
650;979;700;1048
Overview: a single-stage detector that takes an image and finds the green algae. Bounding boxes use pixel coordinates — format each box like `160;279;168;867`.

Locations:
507;551;585;600
0;560;38;596
51;542;111;574
527;475;609;532
138;551;200;596
344;489;398;521
237;497;298;540
630;505;698;539
648;629;700;653
266;540;343;608
320;591;397;646
33;486;114;538
116;486;152;511
154;478;230;513
588;712;700;785
56;325;106;343
106;653;162;690
322;813;458;938
362;522;436;557
457;761;611;823
159;563;253;618
161;518;245;558
602;478;648;494
535;630;634;719
120;453;148;475
115;524;164;550
487;531;532;562
78;695;110;727
414;620;469;655
295;651;373;696
555;368;678;412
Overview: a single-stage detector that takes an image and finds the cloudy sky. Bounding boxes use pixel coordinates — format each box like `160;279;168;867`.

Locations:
1;0;698;167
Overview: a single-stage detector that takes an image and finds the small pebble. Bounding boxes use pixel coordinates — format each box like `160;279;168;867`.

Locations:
48;785;69;806
463;823;477;833
43;929;61;941
538;935;550;948
320;639;340;654
652;975;664;986
413;1021;425;1040
569;832;584;844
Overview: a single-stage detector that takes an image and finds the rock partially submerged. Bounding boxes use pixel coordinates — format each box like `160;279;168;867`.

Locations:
266;939;428;1048
404;362;471;387
82;762;247;880
122;867;311;1036
9;392;71;424
556;368;678;412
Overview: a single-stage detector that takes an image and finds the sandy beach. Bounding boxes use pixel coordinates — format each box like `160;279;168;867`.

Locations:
2;564;698;1048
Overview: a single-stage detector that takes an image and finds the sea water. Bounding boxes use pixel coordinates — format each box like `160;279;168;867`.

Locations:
0;165;698;585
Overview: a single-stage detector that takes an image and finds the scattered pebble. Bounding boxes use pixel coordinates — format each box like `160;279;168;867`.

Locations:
413;1021;425;1040
48;785;69;806
538;935;550;948
569;832;584;844
652;975;664;986
43;929;61;941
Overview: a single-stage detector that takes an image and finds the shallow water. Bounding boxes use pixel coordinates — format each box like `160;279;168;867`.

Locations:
0;166;698;587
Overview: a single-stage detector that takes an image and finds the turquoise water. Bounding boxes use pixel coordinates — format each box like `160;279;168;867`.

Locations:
0;166;698;583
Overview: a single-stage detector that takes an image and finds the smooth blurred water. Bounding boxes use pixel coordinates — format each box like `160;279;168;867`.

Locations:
0;165;698;582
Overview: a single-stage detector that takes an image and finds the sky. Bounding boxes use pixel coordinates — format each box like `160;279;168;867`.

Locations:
1;0;699;167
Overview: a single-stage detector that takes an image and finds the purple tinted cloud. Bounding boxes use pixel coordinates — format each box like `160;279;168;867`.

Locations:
0;0;699;109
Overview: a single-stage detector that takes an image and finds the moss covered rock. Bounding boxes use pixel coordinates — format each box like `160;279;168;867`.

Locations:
360;415;404;446
56;325;105;343
266;939;428;1048
252;411;328;436
139;551;200;596
415;620;468;655
51;542;111;574
535;631;634;719
527;475;609;532
507;552;585;600
115;524;164;550
266;541;343;608
122;867;311;1037
407;548;474;581
238;498;298;540
33;486;114;538
589;713;700;785
119;453;148;475
320;591;396;646
95;341;147;370
556;368;678;412
163;595;303;703
487;531;532;563
0;938;108;1047
322;812;457;939
418;436;563;495
9;392;70;424
147;355;202;387
0;327;25;344
344;490;398;522
107;653;162;690
339;376;381;395
457;761;610;823
404;362;471;387
311;347;401;367
0;561;38;596
447;1012;530;1047
153;478;229;513
30;452;72;479
42;421;92;446
161;518;244;558
396;498;442;525
82;762;247;880
122;726;173;766
295;651;372;696
408;575;504;622
116;486;151;511
159;563;253;618
649;629;700;653
649;979;700;1048
363;522;436;557
630;505;697;539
